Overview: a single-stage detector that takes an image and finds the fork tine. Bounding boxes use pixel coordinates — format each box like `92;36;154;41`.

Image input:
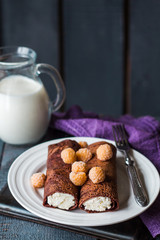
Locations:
117;125;123;144
120;124;128;146
112;125;121;144
112;124;128;146
112;126;118;143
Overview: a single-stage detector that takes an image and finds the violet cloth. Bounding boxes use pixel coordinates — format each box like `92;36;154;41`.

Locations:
50;105;160;238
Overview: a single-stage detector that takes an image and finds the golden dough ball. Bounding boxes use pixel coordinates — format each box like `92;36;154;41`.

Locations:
71;161;87;173
69;172;87;186
89;167;105;184
76;148;92;162
78;141;88;148
31;172;46;188
61;148;77;164
96;144;113;161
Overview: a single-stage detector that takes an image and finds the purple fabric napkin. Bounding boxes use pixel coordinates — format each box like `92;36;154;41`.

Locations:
50;105;160;238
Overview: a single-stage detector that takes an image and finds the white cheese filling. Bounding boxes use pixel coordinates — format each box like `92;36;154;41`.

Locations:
47;193;75;210
83;197;112;211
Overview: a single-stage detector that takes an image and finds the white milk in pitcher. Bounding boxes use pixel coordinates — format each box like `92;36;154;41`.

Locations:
0;75;50;144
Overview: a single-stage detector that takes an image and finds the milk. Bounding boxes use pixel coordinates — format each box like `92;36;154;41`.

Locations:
0;75;50;144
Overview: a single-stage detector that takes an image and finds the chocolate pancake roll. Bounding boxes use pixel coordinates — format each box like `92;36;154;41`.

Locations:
43;139;80;210
79;141;119;213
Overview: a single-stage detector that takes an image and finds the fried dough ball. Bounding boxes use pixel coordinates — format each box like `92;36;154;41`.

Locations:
31;172;46;188
89;167;105;184
78;141;88;148
71;161;87;173
69;172;87;186
76;148;92;162
96;144;113;161
61;148;77;164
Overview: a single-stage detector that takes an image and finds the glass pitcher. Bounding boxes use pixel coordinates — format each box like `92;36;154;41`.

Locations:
0;46;66;145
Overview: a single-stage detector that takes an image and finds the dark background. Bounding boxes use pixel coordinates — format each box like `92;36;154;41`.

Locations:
0;0;160;118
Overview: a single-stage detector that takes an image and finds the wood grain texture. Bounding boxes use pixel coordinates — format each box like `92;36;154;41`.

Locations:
0;140;4;165
0;215;94;240
0;140;5;192
1;0;59;66
1;144;31;168
0;143;32;193
1;0;61;101
0;0;2;46
0;0;125;116
130;0;160;117
63;0;124;116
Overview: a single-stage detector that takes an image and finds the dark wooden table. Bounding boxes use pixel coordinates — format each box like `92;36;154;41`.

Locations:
0;128;156;240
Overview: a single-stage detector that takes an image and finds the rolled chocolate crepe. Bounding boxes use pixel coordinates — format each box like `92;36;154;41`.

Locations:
43;139;80;210
79;141;119;213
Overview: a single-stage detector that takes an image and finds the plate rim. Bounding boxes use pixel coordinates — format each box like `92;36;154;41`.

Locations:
7;136;160;226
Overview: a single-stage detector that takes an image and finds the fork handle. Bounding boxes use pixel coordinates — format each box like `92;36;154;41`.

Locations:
126;162;148;207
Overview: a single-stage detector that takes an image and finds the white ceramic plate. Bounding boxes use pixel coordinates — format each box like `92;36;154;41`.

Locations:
8;137;160;226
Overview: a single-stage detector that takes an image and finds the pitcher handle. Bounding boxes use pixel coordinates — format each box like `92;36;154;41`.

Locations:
34;63;66;111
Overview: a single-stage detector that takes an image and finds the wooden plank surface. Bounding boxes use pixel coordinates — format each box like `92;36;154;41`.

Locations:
1;0;61;101
130;0;160;117
0;0;124;116
0;140;4;164
1;0;59;66
63;0;124;116
0;215;94;240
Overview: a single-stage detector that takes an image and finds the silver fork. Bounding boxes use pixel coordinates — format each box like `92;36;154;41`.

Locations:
112;124;148;207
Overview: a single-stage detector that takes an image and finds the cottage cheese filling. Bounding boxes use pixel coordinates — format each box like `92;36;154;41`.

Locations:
83;197;112;211
47;193;75;210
